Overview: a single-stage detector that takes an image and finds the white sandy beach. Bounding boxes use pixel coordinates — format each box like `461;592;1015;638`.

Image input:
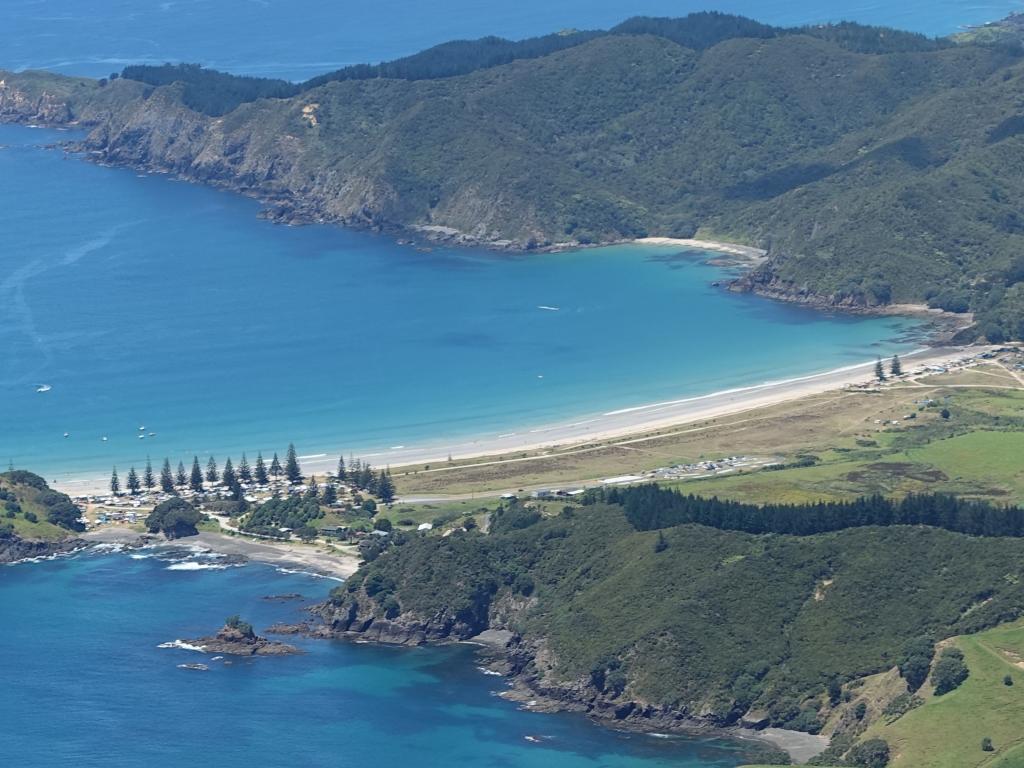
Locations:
54;344;995;497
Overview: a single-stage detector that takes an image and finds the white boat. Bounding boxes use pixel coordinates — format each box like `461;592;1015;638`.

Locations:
101;436;108;442
36;384;52;393
63;432;69;439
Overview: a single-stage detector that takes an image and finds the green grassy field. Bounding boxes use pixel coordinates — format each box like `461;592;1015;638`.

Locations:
860;621;1024;768
394;369;1024;507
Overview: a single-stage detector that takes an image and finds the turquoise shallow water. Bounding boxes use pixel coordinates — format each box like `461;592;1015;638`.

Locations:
0;550;757;768
0;124;924;482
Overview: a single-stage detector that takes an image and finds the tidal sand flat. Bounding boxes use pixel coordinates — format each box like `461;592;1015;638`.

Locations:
0;125;926;487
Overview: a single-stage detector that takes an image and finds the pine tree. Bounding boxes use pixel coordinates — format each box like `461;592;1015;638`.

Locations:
254;452;269;484
228;476;242;502
377;469;395;505
322;483;337;505
361;464;375;493
336;455;347;482
238;453;252;483
350;458;362;488
110;467;120;496
190;456;204;492
205;456;218;483
875;357;886;382
127;466;141;495
222;457;236;487
306;476;319;499
891;354;903;377
270;453;282;478
143;457;155;490
285;443;303;484
176;461;187;487
160;459;175;493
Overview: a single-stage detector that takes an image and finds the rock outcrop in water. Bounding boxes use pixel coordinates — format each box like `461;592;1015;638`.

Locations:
185;617;301;656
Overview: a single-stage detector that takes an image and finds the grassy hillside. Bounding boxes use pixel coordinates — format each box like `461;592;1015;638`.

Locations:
856;620;1024;767
0;470;83;540
5;15;1024;337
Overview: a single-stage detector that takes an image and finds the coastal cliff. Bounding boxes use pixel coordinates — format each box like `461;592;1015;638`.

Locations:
3;12;1024;337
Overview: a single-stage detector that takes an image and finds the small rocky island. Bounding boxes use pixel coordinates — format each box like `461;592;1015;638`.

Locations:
186;616;301;656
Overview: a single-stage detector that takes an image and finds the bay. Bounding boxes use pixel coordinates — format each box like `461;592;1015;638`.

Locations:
0;551;756;767
0;124;923;483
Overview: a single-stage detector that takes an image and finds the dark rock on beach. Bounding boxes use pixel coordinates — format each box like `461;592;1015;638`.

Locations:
0;534;84;565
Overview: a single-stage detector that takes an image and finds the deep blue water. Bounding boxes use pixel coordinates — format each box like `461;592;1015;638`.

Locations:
0;550;755;767
0;0;1022;80
0;124;923;483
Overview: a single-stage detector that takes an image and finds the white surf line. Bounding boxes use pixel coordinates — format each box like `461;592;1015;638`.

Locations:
603;350;929;417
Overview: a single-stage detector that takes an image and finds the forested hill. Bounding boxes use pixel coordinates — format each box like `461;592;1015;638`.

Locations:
317;497;1024;761
3;12;1024;338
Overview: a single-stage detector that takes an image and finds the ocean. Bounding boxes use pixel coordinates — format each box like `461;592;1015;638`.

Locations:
0;0;1021;80
0;124;924;484
0;550;757;768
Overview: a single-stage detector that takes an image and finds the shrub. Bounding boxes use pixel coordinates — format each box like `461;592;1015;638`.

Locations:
1004;674;1014;686
23;511;38;523
373;517;393;532
145;498;202;538
899;638;935;692
854;701;867;720
932;648;969;695
847;738;890;768
982;737;994;752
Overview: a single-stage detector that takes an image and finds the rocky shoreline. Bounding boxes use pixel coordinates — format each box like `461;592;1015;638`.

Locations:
0;533;86;565
307;593;818;763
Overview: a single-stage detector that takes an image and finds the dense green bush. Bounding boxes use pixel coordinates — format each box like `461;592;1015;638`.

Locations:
847;738;890;768
145;498;202;539
932;648;969;695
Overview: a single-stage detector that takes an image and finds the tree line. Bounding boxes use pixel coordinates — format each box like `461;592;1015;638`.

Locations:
584;484;1024;538
109;443;395;504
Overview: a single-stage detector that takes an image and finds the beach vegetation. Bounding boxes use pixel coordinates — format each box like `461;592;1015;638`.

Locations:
254;453;269;484
126;467;140;495
145;498;202;539
110;467;120;496
238;454;252;483
221;457;236;488
205;456;218;483
285;444;303;484
190;457;203;492
241;495;323;537
160;459;175;493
